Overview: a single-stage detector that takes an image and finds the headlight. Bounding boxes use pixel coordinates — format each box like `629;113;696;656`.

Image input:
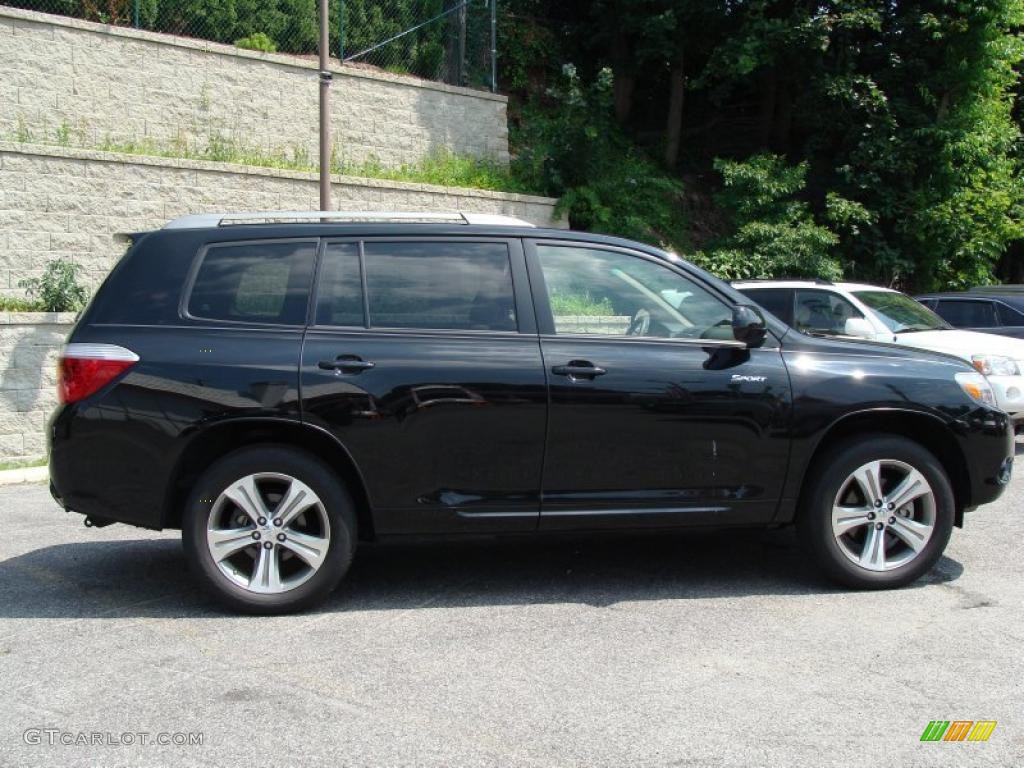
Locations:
956;372;997;407
971;354;1020;376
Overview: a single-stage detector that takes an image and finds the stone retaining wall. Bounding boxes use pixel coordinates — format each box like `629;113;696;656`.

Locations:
0;142;563;297
0;313;74;462
0;6;509;167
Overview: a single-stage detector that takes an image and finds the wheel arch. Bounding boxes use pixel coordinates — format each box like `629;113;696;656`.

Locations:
162;418;375;540
792;409;971;527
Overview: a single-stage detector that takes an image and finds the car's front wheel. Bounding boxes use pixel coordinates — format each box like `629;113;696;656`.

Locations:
797;434;955;589
182;445;356;614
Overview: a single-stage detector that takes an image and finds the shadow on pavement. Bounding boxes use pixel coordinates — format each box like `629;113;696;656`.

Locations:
0;528;964;619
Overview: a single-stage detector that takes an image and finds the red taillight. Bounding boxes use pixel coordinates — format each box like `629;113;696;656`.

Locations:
58;344;139;403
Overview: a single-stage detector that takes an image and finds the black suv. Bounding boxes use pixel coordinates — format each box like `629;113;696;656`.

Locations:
916;287;1024;338
49;212;1014;613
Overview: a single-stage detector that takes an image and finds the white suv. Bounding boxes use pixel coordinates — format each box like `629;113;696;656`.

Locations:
734;279;1024;425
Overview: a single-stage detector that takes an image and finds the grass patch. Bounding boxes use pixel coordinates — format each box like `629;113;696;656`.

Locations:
0;456;47;472
0;297;46;311
93;134;313;174
11;129;534;195
337;152;535;194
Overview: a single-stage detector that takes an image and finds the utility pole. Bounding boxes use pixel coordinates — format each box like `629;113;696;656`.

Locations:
490;0;497;93
318;0;332;211
457;1;467;87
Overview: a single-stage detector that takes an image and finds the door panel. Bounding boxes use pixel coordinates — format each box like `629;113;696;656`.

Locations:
528;241;792;529
301;238;547;535
539;338;791;528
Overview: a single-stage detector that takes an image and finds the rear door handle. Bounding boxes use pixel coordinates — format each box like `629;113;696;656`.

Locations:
318;355;376;373
552;360;607;380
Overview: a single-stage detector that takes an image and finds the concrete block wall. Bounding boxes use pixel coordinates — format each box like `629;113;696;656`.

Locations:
0;313;74;462
0;142;562;298
0;6;510;167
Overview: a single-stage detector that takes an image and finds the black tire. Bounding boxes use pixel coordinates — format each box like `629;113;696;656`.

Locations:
182;445;357;614
797;434;955;589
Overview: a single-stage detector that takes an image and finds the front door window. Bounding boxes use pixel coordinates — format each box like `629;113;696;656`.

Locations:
536;245;733;340
793;290;865;336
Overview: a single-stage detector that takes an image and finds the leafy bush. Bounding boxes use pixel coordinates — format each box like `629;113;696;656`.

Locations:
695;155;855;281
511;65;688;251
235;32;277;53
18;259;89;312
342;0;446;77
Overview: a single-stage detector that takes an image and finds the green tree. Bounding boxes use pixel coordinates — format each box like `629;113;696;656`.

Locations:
696;154;854;280
513;65;688;249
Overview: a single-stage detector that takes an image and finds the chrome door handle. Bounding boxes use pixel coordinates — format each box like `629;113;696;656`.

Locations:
318;356;376;373
552;361;607;380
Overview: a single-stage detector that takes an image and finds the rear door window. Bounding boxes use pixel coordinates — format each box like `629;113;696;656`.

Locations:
362;242;517;332
187;240;316;325
315;242;365;327
934;300;997;328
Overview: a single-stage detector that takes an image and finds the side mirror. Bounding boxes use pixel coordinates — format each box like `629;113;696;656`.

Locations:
843;317;875;339
732;305;767;348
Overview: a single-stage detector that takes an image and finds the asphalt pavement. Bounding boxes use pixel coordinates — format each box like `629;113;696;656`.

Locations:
1;445;1023;767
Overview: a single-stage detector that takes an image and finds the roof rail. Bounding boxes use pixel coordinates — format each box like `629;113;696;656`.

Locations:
162;211;536;230
731;277;833;285
968;284;1024;294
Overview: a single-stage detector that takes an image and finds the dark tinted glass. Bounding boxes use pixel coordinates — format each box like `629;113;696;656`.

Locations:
934;300;996;328
188;241;315;325
740;288;793;325
364;242;516;331
88;231;200;325
315;243;365;327
997;302;1024;325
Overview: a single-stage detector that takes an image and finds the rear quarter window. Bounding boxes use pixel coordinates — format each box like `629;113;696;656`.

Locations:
187;240;316;325
84;230;201;325
997;302;1024;326
738;288;794;326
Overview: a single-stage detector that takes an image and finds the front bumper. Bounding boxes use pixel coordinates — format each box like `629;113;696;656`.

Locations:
988;374;1024;420
957;405;1015;511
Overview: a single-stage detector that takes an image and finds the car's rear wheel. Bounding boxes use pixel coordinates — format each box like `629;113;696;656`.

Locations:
182;445;356;614
797;434;954;589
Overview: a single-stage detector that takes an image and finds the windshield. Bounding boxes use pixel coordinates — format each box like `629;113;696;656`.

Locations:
853;291;951;333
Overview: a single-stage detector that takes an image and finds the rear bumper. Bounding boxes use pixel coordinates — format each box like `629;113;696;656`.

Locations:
48;403;167;530
48;479;63;508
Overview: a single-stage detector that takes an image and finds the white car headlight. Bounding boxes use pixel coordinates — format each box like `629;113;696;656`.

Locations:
971;354;1020;377
955;372;997;407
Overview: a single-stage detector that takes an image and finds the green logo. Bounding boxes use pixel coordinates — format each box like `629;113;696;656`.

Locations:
921;721;996;742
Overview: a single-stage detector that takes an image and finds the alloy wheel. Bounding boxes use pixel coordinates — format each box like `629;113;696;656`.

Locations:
206;473;331;594
831;459;936;572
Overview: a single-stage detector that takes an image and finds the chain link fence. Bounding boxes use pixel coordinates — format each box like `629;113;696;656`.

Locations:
3;0;497;89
